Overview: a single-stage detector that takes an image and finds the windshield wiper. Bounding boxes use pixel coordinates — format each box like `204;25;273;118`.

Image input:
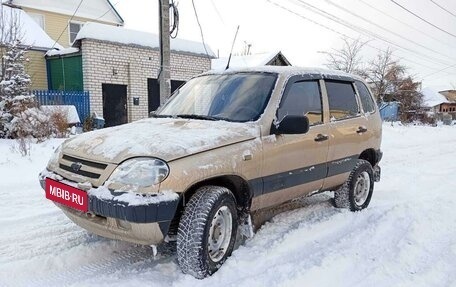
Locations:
150;113;174;118
174;114;220;121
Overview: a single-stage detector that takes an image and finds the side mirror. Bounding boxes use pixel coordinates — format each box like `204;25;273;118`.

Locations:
271;115;310;135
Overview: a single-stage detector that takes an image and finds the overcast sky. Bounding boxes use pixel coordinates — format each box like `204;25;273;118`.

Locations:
116;0;456;90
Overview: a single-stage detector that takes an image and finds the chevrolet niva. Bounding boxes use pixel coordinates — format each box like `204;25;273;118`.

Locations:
39;66;382;279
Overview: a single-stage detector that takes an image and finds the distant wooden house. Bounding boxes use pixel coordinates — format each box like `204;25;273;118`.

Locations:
420;87;450;113
211;51;291;70
438;90;456;113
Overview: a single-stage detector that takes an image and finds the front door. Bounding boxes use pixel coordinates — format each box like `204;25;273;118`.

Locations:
102;84;128;127
253;78;330;210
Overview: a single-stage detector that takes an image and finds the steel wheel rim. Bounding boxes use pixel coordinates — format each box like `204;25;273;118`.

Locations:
208;206;232;262
354;171;370;206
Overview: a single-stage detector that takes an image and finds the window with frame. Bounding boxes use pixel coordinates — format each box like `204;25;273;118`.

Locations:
69;22;83;43
355;80;376;113
277;80;323;126
325;80;359;120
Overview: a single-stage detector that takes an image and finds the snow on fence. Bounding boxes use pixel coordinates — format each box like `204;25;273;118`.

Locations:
33;90;90;126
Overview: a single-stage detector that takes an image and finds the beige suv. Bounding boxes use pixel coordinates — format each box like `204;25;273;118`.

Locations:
39;66;382;279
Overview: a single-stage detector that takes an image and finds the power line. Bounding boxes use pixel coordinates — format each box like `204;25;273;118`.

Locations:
191;0;210;58
358;0;456;50
323;0;456;62
266;0;453;77
390;0;456;39
429;0;456;19
422;63;456;79
210;0;225;25
290;0;454;67
50;0;84;50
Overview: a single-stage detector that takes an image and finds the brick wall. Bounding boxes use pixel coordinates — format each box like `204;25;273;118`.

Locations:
81;39;211;122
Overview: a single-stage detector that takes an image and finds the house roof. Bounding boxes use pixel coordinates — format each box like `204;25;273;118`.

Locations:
211;51;291;71
439;90;456;102
421;87;449;108
0;4;62;50
74;22;216;58
6;0;124;25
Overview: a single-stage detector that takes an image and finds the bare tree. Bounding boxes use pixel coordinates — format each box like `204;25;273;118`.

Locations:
366;48;397;102
322;37;368;75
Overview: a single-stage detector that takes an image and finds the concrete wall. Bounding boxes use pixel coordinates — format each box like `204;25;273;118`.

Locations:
81;39;211;122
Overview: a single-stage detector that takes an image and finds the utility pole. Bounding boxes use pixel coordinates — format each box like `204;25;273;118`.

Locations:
158;0;171;102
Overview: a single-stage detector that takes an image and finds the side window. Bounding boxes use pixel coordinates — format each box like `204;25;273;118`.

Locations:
325;80;359;120
355;81;376;113
277;80;323;126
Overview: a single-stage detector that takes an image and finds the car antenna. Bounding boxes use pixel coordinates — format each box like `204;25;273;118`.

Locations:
225;25;240;70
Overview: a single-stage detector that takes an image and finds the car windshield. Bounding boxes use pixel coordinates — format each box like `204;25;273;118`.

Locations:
155;72;277;122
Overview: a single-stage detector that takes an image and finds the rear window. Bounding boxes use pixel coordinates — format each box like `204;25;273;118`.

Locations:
355;81;376;113
325;81;359;120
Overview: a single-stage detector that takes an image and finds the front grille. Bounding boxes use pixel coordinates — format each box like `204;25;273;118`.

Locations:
59;164;101;178
62;154;108;169
58;154;109;181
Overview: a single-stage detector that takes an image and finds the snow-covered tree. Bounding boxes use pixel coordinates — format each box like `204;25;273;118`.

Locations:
0;40;35;138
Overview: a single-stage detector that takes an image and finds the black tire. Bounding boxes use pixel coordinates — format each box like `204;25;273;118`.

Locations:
334;159;374;211
177;186;238;279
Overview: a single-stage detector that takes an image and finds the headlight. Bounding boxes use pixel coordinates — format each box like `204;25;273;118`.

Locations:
108;158;169;188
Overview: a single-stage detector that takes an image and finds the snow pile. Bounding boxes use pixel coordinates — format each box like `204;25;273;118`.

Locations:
0;123;456;286
40;105;80;124
75;22;216;57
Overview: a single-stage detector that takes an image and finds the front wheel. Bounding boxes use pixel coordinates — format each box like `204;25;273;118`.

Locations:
334;159;374;211
177;186;238;279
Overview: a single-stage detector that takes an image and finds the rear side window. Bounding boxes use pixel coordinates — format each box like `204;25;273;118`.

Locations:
355;81;376;113
277;80;323;126
325;81;359;120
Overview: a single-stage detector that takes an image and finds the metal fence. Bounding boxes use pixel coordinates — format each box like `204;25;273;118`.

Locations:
33;90;90;125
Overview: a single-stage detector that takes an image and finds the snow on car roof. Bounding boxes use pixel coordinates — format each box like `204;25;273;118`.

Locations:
75;22;216;58
211;51;283;70
205;66;365;81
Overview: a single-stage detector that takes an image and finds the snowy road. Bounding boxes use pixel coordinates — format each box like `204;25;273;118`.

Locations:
1;124;456;287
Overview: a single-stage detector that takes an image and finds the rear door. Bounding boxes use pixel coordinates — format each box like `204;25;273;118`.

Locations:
322;80;367;190
255;77;330;209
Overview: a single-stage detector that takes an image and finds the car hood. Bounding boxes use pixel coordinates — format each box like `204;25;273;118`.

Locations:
62;118;260;164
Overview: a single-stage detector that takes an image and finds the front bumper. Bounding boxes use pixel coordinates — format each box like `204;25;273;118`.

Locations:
39;170;180;245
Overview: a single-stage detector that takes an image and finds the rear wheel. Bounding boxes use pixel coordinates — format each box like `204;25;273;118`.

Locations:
177;186;238;279
334;159;374;211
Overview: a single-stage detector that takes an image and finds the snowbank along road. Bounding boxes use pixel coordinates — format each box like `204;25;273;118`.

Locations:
1;123;455;287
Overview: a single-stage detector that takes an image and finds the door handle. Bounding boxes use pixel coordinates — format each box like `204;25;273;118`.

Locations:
356;126;368;134
314;134;329;142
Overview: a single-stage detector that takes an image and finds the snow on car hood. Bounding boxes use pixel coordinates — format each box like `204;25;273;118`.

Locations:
62;118;260;163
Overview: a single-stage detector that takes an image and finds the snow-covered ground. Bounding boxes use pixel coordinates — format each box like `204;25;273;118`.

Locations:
1;123;455;287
